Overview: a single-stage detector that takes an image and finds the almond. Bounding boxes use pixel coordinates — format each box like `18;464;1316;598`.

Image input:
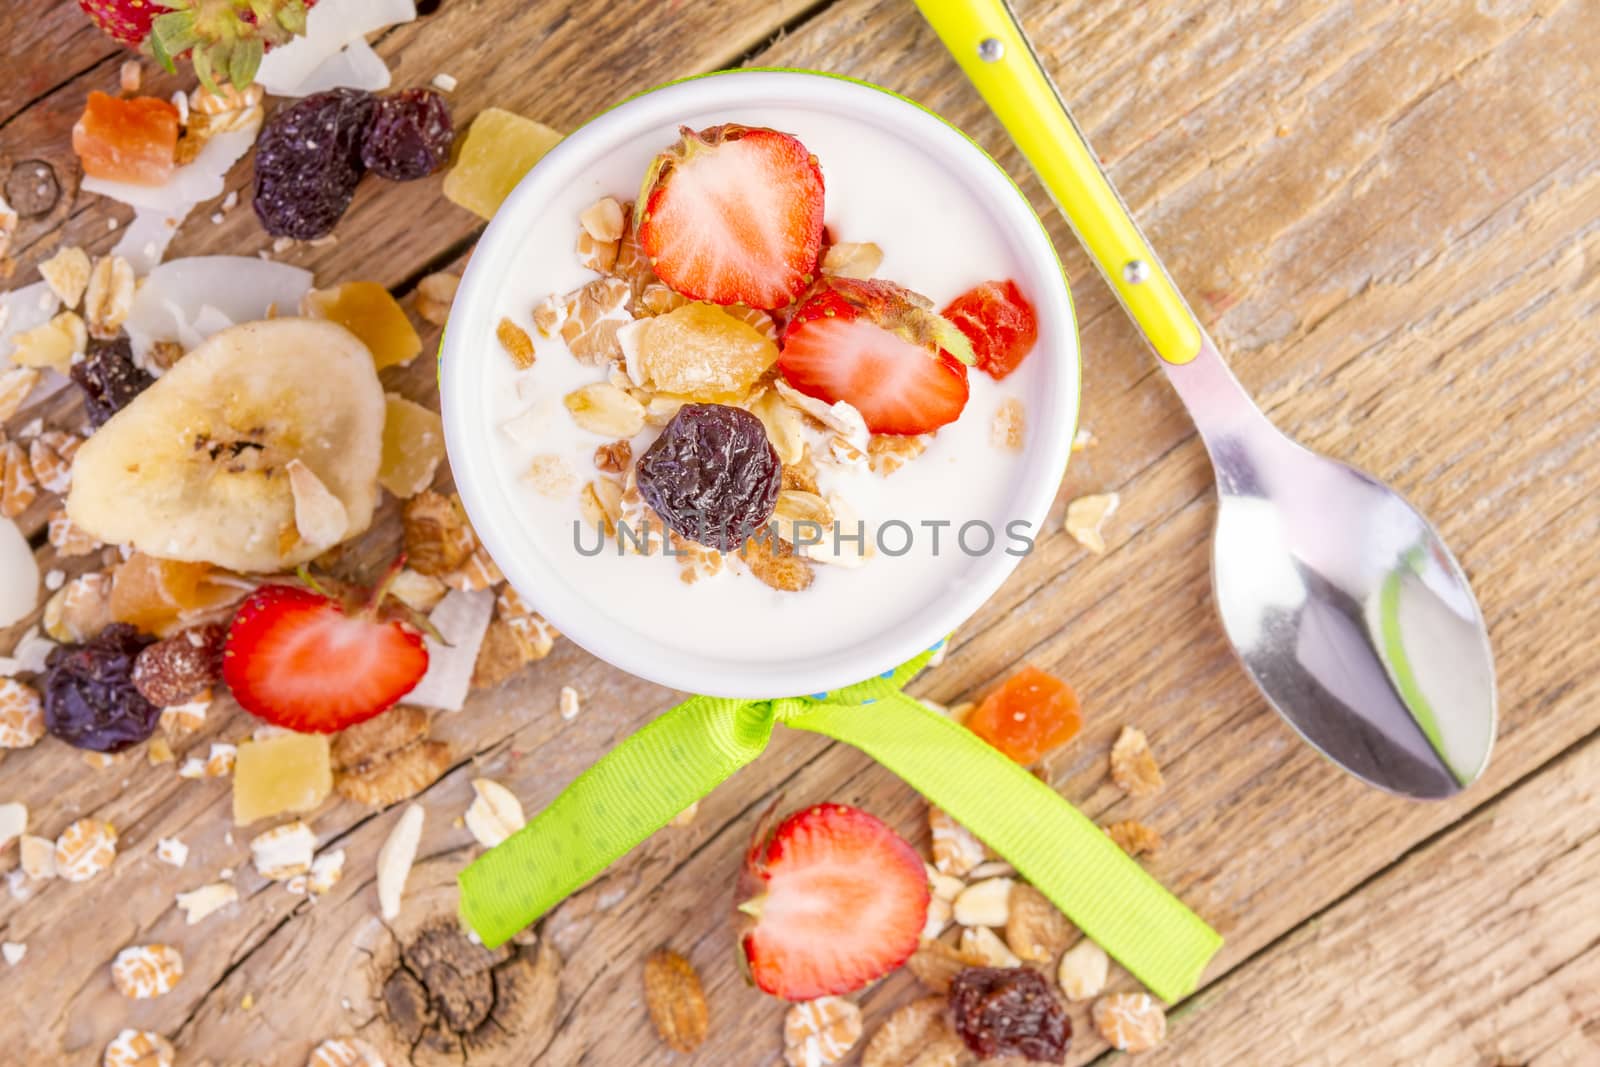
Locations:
376;804;424;920
1005;882;1075;963
1057;938;1109;1001
1109;726;1164;797
643;948;709;1054
953;876;1012;927
1094;992;1167;1052
960;924;1022;967
464;778;525;847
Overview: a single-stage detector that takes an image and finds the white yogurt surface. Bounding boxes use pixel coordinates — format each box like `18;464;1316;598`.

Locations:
473;98;1069;672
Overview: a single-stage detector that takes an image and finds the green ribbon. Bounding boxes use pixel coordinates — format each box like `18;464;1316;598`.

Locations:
459;648;1222;1002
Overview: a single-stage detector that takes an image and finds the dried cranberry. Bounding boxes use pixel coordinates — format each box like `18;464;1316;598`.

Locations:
635;403;780;551
131;622;226;707
252;88;376;239
949;966;1071;1063
70;336;153;427
42;623;160;753
361;89;454;181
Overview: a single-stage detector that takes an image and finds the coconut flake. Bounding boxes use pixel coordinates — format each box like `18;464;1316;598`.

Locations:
111;210;182;275
0;627;55;677
256;0;416;96
288;38;392;97
376;803;423;920
1;284;60;367
0;519;39;629
124;256;313;361
404;588;494;712
287;460;349;548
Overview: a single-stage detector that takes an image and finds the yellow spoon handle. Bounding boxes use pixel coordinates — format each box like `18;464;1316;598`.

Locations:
914;0;1202;365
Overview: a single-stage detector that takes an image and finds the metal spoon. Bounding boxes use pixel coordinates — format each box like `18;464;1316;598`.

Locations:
917;0;1496;797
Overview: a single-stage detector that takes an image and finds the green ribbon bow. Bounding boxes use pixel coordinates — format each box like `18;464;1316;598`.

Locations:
459;646;1221;1002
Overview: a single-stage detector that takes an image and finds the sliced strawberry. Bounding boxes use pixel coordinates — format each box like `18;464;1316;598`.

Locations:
778;277;973;435
222;577;428;734
636;124;825;310
737;803;929;1000
942;279;1039;380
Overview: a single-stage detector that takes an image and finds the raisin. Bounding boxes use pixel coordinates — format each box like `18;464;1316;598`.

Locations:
361;89;454;181
131;622;226;707
635;403;780;552
252;88;377;239
949;966;1071;1063
70;336;154;427
42;623;160;753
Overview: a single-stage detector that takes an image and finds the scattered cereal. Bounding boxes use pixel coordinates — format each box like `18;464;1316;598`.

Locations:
559;685;580;721
376;803;424;920
0;678;45;749
54;818;117;882
20;835;56;879
496;317;537;368
953;876;1013;927
415;271;459;326
307;1036;386;1067
861;996;965;1067
1065;491;1119;554
1105;818;1163;857
960;924;1022;967
991;396;1025;451
103;1030;174;1067
1093;992;1167;1052
111;943;183;999
643;948;709;1054
464;778;526;847
38;247;91;309
1005;882;1076;962
175;882;237;924
929;806;985;876
821;241;883;279
250;819;316;880
0;367;40;421
308;849;346;895
0;802;24;850
1057;938;1109;1001
524;454;576;497
1110;726;1164;797
85;255;135;339
784;996;863;1066
156;837;188;867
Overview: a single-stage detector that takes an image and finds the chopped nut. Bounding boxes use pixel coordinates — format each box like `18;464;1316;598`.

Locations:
159;690;210;738
0;367;40;421
308;848;345;895
867;433;930;476
637;281;689;316
921;895;952;939
558;684;581;721
960;924;1022;967
861;995;965;1067
925;865;964;903
821;241;884;279
1104;818;1163;857
403;491;476;577
580;196;626;243
441;544;504;592
643;948;709;1054
43;571;114;643
967;859;1015;879
496;316;536;369
103;1030;175;1067
672;533;724;585
1065;491;1119;554
0;678;45;749
906;937;979;993
471;618;530;689
531;295;565;337
331;706;451;808
593;439;632;474
250;819;315;880
377;804;424;920
0;440;37;518
524;454;576;497
175;882;237;924
1093;992;1167;1052
1005;882;1075;962
119;59;142;93
1110;726;1164;797
464;778;525;847
785;996;863;1066
991;397;1025;451
564;382;646;437
54;818;117;882
84;255;135;339
1072;427;1096;452
740;534;814;593
929;806;985;876
952;876;1012;927
414;272;460;327
559;276;632;364
39;247;91;309
111;944;183;999
1057;938;1109;1001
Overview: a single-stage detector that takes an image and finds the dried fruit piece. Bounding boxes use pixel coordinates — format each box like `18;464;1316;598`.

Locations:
1109;726;1164;798
0;678;45;749
991;397;1025;451
379;394;445;499
784;995;862;1066
305;282;423;370
109;553;234;636
175;882;237;924
960;925;1022;968
232;731;332;824
559;276;631;364
111;944;184;999
55;817;118;882
70;335;154;428
564;382;645;437
403;491;476;576
131;622;225;707
43;623;159;752
1056;939;1109;1002
39;247;92;308
73;93;179;186
496;317;536;369
637;124;825;309
861;996;966;1067
1104;819;1163;857
1093;992;1166;1053
643;948;709;1053
635;303;779;401
377;803;424;920
1005;883;1075;963
253;89;376;239
103;1030;175;1067
929;806;985;877
637;403;781;551
1065;492;1119;555
13;312;87;373
967;665;1082;765
414;272;459;326
942;280;1039;381
821;241;883;279
950;966;1071;1062
442;108;564;220
361;88;453;180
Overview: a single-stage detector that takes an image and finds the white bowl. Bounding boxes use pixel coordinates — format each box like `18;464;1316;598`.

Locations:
442;70;1078;699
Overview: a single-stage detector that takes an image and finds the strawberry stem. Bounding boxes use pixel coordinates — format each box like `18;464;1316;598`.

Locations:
736;895;766;920
363;556;409;619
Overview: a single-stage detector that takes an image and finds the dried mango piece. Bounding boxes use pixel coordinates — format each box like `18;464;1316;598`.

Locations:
442;109;564;220
232;732;332;825
73;92;179;186
108;553;235;636
379;394;445;499
304;282;422;370
967;665;1081;764
637;303;777;401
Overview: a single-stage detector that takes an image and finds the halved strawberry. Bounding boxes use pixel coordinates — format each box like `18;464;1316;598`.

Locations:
636;124;825;310
222;569;429;734
737;802;929;1001
942;279;1039;380
778;277;974;435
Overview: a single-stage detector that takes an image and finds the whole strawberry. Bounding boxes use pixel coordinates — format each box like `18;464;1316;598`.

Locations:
77;0;319;90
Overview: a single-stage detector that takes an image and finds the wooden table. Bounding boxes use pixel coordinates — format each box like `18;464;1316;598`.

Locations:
2;0;1596;1063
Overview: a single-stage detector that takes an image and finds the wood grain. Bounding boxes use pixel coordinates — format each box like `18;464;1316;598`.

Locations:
1;0;1597;1063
